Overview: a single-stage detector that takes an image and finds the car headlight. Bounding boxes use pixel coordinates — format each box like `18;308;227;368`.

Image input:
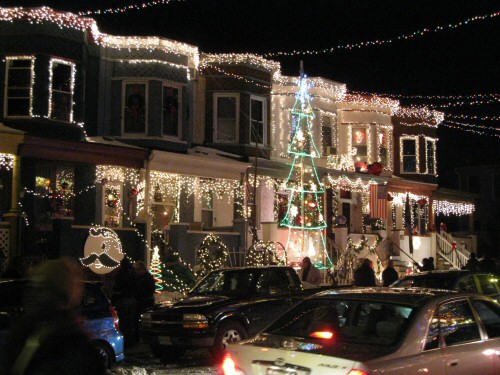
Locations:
183;313;209;329
141;312;152;321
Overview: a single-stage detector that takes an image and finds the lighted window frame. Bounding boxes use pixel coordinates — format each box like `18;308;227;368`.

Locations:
352;126;368;162
122;81;148;134
400;136;419;174
4;56;35;118
162;82;182;138
377;128;389;167
48;58;75;122
250;95;267;146
425;137;437;176
214;93;239;143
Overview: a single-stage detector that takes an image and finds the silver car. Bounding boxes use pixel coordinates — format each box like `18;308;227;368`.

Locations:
221;288;500;375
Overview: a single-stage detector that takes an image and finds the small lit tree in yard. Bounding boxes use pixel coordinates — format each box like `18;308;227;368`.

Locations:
150;246;163;293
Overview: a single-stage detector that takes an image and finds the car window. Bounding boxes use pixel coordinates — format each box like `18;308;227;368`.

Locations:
266;298;413;349
476;275;499;296
456;275;478;293
471;299;500;338
425;300;480;350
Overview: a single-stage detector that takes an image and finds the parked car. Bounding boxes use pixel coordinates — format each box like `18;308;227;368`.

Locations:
140;266;322;361
0;279;124;368
391;270;500;302
222;287;500;375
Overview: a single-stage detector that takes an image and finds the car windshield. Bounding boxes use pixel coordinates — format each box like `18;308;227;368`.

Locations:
191;270;259;297
264;297;415;358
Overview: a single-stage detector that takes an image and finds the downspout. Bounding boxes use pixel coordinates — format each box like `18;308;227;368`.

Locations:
144;150;154;268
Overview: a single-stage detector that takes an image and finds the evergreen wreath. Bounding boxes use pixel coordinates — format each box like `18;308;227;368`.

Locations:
246;240;287;266
196;234;228;278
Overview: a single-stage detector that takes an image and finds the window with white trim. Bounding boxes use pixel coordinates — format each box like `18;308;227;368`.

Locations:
250;96;267;145
352;127;368;162
214;93;239;143
401;136;419;173
321;116;335;156
425;138;437;175
4;56;35;117
123;82;147;134
162;84;181;137
49;59;75;122
201;189;214;228
378;129;388;167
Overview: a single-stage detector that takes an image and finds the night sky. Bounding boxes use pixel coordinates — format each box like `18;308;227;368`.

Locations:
3;0;500;188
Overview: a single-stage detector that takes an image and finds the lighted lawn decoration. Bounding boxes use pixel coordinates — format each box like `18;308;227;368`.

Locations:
246;240;287;266
281;69;328;265
196;234;228;278
80;226;124;274
150;246;164;293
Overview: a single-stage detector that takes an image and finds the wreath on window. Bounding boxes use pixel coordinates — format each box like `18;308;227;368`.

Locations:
196;234;228;278
105;186;120;209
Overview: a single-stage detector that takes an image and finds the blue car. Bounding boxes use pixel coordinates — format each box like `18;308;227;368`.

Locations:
0;279;124;368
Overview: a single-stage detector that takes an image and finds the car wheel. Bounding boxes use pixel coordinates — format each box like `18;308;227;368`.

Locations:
150;344;186;363
95;341;114;369
211;320;247;362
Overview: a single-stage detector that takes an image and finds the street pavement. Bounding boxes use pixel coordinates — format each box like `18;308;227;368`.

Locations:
107;342;220;375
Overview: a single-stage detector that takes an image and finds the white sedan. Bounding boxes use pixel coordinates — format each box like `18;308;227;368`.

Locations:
221;287;500;375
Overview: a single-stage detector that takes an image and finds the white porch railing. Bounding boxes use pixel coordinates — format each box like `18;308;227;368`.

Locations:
436;232;470;270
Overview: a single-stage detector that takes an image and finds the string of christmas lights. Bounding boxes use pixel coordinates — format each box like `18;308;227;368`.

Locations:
77;0;184;16
350;90;500;101
446;113;500;122
264;9;500;57
425;97;500;109
443;119;500;133
441;121;500;138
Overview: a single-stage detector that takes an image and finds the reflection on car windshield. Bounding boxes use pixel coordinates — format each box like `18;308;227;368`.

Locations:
266;298;414;351
192;270;258;296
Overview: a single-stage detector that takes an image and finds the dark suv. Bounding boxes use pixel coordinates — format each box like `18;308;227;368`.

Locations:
391;270;500;302
0;279;125;368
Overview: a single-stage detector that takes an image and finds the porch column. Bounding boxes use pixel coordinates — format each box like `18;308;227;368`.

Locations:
3;155;21;256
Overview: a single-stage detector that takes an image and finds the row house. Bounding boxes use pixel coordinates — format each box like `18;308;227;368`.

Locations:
0;7;476;275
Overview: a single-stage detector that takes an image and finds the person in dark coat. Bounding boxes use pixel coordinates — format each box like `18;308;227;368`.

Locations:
112;257;138;347
382;260;399;287
416;258;433;272
133;261;156;312
354;258;377;286
478;252;498;274
463;252;480;271
1;257;106;375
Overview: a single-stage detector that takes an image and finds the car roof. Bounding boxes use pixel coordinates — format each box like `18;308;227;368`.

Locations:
312;287;459;306
398;270;495;280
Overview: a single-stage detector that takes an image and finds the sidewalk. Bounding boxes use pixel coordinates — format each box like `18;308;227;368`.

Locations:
107;342;220;375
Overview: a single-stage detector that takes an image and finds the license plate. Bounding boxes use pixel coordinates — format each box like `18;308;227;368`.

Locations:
159;336;171;345
267;369;296;375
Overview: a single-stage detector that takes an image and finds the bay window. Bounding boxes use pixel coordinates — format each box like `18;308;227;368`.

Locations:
4;56;35;117
214;93;239;143
49;59;75;122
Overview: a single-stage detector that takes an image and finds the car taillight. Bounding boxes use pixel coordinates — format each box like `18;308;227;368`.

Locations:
347;369;370;375
221;354;244;375
309;331;334;339
109;305;120;331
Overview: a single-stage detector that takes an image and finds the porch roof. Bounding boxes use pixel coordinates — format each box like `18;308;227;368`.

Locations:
149;149;250;180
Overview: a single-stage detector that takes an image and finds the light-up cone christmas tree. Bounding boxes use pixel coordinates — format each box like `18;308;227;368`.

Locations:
281;67;327;265
150;246;164;293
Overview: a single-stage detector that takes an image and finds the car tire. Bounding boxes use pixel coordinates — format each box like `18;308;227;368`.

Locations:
150;343;186;363
94;341;114;369
211;320;247;362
